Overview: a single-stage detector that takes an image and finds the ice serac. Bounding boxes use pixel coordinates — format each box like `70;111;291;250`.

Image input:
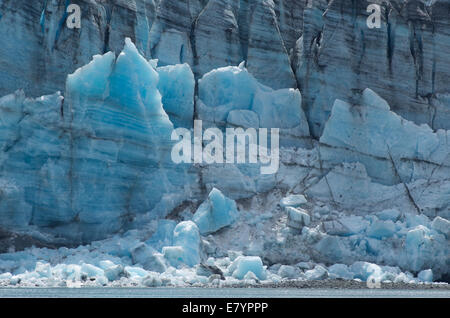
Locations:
227;256;267;280
156;63;195;128
63;38;198;242
0;39;197;243
162;221;201;267
197;63;310;145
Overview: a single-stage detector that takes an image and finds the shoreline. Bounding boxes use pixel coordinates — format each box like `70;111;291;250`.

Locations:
0;279;449;290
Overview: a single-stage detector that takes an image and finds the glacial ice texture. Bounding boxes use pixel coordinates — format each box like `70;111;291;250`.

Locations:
0;0;449;286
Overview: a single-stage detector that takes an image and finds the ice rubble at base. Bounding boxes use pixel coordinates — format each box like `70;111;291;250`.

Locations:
0;39;449;286
0;230;441;288
0;186;447;287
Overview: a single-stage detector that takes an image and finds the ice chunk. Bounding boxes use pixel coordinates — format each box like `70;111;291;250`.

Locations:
280;194;307;208
252;88;309;136
0;273;13;281
131;243;166;273
146;220;177;251
328;264;354;280
104;265;126;282
163;221;201;267
64;38;178;239
157;63;195;128
80;264;104;279
323;215;369;236
192;188;239;235
66;52;115;98
322;220;349;236
124;266;148;278
376;209;401;221
142;272;163;287
304;265;328;280
418;269;433;283
342;216;370;234
405;214;430;228
405;226;434;272
277;265;299;279
379;266;402;281
350;262;382;281
243;271;260;283
431;216;450;238
35;262;52;278
0;38;199;242
227;110;260;128
198;65;257;112
314;235;346;262
228;256;267;280
172;221;201;257
198;65;309;145
393;273;413;284
301;226;323;244
367;220;396;239
286;207;310;229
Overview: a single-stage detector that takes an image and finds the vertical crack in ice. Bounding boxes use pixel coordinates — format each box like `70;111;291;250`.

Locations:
40;0;48;33
103;5;114;54
317;144;336;204
386;8;395;73
386;145;420;215
408;21;424;98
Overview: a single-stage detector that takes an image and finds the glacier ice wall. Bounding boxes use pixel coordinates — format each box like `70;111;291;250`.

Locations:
296;0;450;136
0;1;449;283
1;0;448;135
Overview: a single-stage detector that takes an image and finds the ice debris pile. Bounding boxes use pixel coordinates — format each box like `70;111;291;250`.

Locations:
0;38;449;286
0;230;441;287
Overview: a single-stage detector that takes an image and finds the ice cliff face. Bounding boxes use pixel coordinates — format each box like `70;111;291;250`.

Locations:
296;0;450;136
1;0;449;135
0;0;304;97
0;0;449;283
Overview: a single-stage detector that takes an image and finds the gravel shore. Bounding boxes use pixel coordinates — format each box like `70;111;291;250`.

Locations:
232;279;450;290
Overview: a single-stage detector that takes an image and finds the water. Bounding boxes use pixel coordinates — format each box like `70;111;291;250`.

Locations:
0;288;448;298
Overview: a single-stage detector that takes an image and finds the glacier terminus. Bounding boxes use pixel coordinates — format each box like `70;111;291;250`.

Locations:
0;0;448;289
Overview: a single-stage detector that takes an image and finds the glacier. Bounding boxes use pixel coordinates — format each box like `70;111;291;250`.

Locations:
0;0;449;288
0;37;448;287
